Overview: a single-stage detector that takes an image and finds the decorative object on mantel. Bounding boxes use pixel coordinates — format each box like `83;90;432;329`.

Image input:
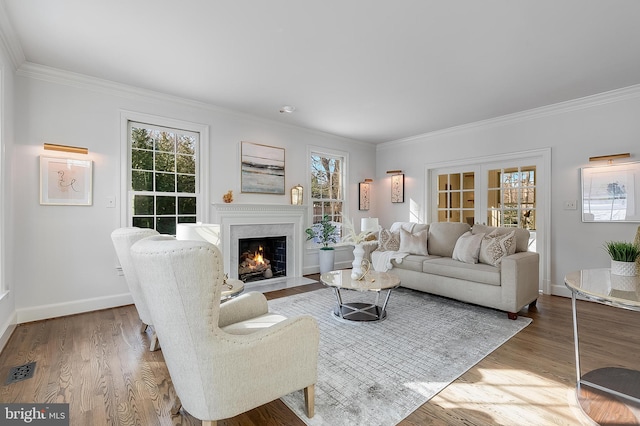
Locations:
305;214;339;273
387;170;404;203
240;141;285;194
359;179;372;210
222;190;233;203
604;240;640;276
290;184;303;205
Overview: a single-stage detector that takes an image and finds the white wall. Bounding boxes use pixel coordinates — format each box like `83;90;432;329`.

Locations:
11;67;376;322
0;37;17;348
375;87;640;296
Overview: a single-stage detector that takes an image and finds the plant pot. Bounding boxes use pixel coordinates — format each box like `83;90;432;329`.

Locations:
319;248;335;274
611;260;637;277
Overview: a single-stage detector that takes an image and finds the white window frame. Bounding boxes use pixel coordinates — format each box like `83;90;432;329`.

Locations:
307;145;349;234
120;111;209;230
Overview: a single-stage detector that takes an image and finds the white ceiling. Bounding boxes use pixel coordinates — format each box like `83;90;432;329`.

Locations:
3;0;640;144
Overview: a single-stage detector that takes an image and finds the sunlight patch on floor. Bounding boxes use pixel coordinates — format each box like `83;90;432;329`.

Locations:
406;367;585;425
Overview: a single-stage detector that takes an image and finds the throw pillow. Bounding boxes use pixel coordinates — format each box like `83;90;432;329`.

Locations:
378;228;400;252
452;231;484;264
398;228;429;256
479;230;517;266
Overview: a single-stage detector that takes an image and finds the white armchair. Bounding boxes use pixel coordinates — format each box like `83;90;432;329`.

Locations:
130;236;319;426
110;227;160;351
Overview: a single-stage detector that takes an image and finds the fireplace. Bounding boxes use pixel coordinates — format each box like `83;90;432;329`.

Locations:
211;203;307;281
238;236;287;282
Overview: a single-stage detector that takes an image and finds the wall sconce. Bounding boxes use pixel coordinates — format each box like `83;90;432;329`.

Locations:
588;153;630;164
359;179;372;210
43;143;89;155
290;184;304;205
386;170;404;203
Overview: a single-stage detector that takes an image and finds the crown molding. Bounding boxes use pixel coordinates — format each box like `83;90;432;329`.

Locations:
378;84;640;151
0;0;26;70
16;61;370;147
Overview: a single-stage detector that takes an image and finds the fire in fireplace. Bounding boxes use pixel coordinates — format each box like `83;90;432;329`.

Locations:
238;236;286;283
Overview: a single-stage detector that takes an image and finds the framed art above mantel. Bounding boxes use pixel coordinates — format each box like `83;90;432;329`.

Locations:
240;141;285;194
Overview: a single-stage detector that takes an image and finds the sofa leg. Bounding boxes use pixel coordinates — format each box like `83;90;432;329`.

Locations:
507;312;518;320
529;299;538;308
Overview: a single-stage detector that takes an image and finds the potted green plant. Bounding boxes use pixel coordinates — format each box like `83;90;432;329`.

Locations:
306;215;339;273
604;241;640;276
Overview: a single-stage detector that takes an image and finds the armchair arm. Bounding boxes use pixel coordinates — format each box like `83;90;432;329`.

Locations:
204;315;320;420
218;291;269;328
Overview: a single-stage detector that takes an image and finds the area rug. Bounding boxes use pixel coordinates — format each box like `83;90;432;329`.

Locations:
269;287;532;426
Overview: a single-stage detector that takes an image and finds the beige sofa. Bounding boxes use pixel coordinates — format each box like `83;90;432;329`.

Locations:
366;222;539;320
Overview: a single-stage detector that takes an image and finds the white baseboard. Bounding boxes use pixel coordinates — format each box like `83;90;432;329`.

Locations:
0;312;17;353
551;284;572;298
16;293;134;324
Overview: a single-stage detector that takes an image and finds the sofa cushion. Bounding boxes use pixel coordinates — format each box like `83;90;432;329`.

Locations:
422;257;501;286
378;228;400;252
427;222;471;257
399;228;429;256
452;231;484;264
390;222;429;234
471;224;530;253
391;254;441;272
478;230;516;266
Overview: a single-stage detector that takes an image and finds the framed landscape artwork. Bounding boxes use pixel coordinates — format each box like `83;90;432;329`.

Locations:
40;156;93;205
391;174;404;203
241;141;285;194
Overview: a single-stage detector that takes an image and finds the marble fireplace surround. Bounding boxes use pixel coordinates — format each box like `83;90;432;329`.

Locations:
211;203;307;281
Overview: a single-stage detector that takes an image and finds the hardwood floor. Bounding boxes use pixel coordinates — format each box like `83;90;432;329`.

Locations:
1;277;638;425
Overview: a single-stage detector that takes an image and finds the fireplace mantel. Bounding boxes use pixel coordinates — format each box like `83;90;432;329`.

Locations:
211;203;308;280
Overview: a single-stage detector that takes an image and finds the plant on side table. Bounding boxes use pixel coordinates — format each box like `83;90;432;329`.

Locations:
306;214;339;274
604;240;640;276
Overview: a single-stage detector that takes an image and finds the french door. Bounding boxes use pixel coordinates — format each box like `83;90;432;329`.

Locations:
428;149;550;292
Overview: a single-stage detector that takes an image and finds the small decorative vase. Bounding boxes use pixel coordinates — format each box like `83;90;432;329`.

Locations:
611;260;637;277
351;244;365;278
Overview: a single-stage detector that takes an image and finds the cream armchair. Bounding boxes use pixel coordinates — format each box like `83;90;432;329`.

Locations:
130;236;319;426
111;227;160;351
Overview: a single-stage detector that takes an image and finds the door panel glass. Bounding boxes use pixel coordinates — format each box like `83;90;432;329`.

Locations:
486;166;536;230
437;172;474;223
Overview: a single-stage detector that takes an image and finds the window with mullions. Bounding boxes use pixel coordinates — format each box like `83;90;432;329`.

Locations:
129;122;199;235
310;151;344;229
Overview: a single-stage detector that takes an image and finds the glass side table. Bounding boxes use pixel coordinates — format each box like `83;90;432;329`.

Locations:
564;269;640;423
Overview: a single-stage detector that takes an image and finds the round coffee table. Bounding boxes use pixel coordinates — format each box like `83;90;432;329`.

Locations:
320;269;400;322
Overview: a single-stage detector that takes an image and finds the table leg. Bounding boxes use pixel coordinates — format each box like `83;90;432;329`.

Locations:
380;289;393;313
333;288;344;319
571;291;581;392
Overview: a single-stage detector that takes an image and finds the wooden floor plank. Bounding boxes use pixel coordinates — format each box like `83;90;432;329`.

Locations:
0;276;637;425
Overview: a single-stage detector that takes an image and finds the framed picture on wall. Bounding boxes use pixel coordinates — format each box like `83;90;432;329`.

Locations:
359;181;370;210
391;174;404;203
40;156;93;206
241;141;285;194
